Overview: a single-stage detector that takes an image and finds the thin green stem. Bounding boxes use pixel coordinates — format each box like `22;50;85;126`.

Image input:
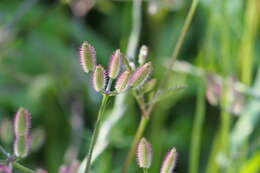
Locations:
121;116;149;173
0;145;9;157
106;78;113;92
13;162;36;173
161;0;199;88
85;94;110;173
189;80;205;173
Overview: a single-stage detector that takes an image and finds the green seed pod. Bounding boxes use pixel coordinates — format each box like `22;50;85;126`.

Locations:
160;148;177;173
115;70;131;93
80;41;96;73
14;107;31;136
14;135;30;158
108;49;122;79
138;45;148;65
129;62;152;89
92;65;107;92
136;137;152;168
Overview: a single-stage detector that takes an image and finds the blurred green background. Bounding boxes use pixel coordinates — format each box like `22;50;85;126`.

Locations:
0;0;259;172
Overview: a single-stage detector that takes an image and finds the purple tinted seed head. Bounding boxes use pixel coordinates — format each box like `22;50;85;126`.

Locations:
14;107;31;137
129;62;152;89
115;70;131;93
14;135;30;158
108;49;122;79
136;137;152;168
92;65;107;92
80;41;96;73
160;148;177;173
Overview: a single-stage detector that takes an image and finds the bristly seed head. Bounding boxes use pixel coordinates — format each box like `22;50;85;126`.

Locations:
115;70;131;93
136;137;152;169
92;65;107;92
108;49;122;79
14;135;30;158
129;62;152;89
138;45;148;65
80;41;96;73
160;148;177;173
14;107;31;137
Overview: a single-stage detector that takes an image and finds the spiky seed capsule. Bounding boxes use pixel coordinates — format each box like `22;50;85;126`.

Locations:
14;107;31;137
14;135;30;158
108;49;122;79
129;62;152;89
160;148;177;173
115;70;131;93
80;41;96;73
136;137;152;168
138;45;148;65
92;65;106;92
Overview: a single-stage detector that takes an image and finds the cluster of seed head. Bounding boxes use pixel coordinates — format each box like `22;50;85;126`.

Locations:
79;41;152;94
136;137;177;173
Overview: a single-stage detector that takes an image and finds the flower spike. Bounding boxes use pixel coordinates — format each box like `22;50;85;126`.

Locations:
160;148;177;173
92;65;107;92
136;137;152;169
80;41;96;73
108;49;122;79
14;107;31;137
14;135;30;158
115;70;131;93
129;62;152;89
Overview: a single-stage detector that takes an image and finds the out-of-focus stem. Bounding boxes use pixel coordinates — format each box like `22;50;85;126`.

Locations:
161;0;199;87
13;162;36;173
85;94;110;173
189;80;205;173
126;0;142;60
121;116;148;173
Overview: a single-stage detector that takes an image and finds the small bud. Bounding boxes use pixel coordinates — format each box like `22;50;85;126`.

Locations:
80;41;96;73
129;62;152;89
136;137;152;168
160;148;177;173
0;118;13;144
129;62;136;71
108;49;122;79
14;135;30;158
138;45;148;65
92;65;107;92
141;79;157;93
115;70;131;93
31;128;45;152
14;107;31;136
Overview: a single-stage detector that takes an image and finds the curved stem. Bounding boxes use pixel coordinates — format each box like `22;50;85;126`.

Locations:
85;94;110;173
13;162;36;173
121;116;148;173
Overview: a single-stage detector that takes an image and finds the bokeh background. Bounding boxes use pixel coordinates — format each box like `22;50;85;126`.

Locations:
0;0;259;172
